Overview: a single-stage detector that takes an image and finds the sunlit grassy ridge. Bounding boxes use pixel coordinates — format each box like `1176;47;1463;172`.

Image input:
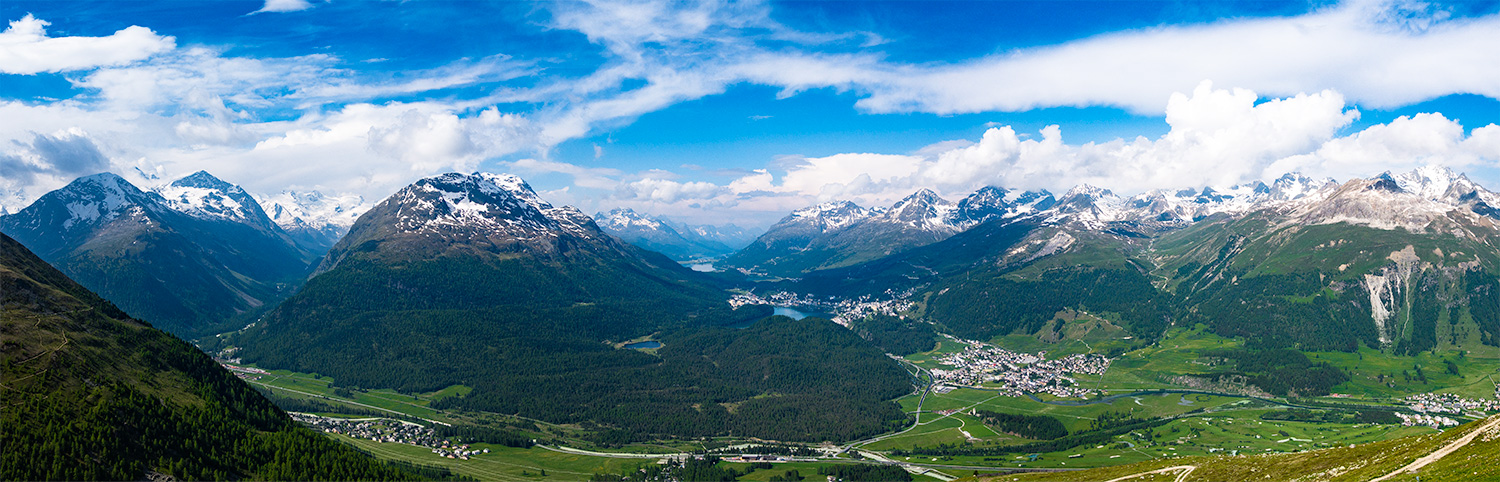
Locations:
981;414;1500;482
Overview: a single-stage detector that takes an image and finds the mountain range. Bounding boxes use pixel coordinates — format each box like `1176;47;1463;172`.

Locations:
782;166;1500;381
0;171;316;338
6;164;1500;445
257;189;369;254
724;185;1058;277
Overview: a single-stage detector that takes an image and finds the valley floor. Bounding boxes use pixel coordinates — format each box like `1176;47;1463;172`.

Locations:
218;320;1500;481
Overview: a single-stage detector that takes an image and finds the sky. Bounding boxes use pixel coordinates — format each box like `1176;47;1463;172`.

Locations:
1;0;1499;227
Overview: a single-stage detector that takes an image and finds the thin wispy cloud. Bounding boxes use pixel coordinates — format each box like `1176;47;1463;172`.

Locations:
250;0;315;15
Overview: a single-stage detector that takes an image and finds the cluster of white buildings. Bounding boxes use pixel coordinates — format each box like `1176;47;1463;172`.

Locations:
829;299;916;328
290;412;485;459
727;291;917;330
1396;412;1460;428
728;291;825;308
1403;392;1500;415
930;344;1109;398
218;360;268;376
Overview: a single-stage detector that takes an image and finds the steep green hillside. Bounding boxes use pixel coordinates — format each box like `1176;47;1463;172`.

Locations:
1157;215;1500;353
0;234;418;481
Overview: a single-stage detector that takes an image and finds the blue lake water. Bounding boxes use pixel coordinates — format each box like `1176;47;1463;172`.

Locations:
624;340;663;349
772;307;830;320
688;263;715;272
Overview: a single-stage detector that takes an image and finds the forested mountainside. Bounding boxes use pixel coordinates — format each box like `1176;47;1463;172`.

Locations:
0;233;418;481
0;172;313;338
232;173;912;443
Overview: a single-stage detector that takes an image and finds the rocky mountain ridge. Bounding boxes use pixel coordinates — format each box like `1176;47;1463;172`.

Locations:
0;171;313;338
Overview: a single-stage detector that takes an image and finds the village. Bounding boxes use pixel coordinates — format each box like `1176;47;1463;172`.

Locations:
930;342;1110;398
1402;392;1500;416
289;413;488;460
727;291;915;327
1395;412;1461;428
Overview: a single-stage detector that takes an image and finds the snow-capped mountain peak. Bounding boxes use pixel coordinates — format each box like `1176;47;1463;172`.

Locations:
1387;165;1476;202
789;200;876;231
258;190;368;229
474;172;550;212
882;189;958;231
153;170;265;224
39;172;155;231
1268;172;1337;201
371;172;613;246
594;208;663;231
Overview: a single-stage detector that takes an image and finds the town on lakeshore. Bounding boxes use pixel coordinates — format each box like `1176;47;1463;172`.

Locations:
929;339;1110;398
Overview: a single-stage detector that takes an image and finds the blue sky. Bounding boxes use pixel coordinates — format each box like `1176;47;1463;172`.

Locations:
1;0;1498;226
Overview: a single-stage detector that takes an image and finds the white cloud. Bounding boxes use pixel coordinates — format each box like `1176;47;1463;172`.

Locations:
727;1;1500;115
507;158;623;190
252;0;315;14
1269;113;1500;179
649;83;1500;223
618;178;723;203
0;14;174;74
5;2;1500;226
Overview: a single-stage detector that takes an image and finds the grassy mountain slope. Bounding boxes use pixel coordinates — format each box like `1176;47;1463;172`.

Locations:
991;414;1500;482
0;233;415;481
1155;213;1500;352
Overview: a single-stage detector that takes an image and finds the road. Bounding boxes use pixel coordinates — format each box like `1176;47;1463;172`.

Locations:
535;445;684;459
246;380;449;426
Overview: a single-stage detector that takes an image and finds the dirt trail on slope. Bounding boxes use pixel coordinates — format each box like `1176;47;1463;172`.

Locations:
1102;465;1195;482
1369;416;1500;482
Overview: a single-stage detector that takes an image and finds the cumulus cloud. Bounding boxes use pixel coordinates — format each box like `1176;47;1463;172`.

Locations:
1270;113;1500;179
0;14;174;74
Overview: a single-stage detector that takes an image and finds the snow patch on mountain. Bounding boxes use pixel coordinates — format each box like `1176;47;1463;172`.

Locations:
595;208;663;231
258;190;368;231
153;171;261;223
790;201;879;231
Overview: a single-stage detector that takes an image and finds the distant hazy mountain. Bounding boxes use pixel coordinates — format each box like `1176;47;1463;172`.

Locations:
0;171;313;338
256;190;369;254
593;208;736;261
726;187;1055;277
0;233;410;481
234;172;910;443
674;221;758;251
